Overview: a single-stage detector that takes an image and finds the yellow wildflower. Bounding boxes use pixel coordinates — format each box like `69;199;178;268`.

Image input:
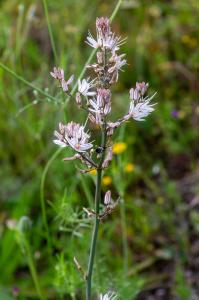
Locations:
125;163;135;173
88;169;97;175
102;176;112;186
113;142;127;154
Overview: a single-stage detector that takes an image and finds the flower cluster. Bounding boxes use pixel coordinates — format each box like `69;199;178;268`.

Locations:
51;16;156;194
86;17;126;85
128;82;156;121
86;17;125;53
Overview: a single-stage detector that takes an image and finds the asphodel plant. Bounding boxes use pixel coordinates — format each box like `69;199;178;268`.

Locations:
51;17;156;300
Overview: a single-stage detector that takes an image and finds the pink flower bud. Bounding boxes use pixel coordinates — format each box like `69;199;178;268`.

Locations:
96;17;111;38
76;92;82;106
104;190;111;205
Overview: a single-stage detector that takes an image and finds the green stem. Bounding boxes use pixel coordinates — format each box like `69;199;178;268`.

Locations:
86;168;101;300
42;0;58;62
86;127;107;300
110;0;123;22
24;239;45;300
80;174;93;207
85;3;123;297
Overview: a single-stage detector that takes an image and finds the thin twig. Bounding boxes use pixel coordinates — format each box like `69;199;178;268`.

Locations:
0;62;57;102
81;154;98;168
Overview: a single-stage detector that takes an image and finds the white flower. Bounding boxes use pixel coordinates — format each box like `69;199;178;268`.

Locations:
111;54;127;71
128;82;156;121
129;94;156;121
86;32;125;53
108;54;127;82
89;98;101;114
103;34;126;53
86;31;103;49
86;17;110;50
78;78;96;97
86;17;125;53
53;122;93;153
100;292;117;300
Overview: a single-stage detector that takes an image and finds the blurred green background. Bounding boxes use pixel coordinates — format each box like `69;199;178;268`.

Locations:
1;0;199;299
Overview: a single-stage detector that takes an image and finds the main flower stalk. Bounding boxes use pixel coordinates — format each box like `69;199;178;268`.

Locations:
86;126;107;300
86;168;101;300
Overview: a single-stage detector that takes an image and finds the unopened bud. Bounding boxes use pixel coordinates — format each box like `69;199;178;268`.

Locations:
102;147;113;168
96;17;111;38
97;51;103;64
104;190;111;205
76;92;82;106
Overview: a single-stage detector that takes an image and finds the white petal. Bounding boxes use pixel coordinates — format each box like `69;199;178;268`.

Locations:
53;140;67;147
